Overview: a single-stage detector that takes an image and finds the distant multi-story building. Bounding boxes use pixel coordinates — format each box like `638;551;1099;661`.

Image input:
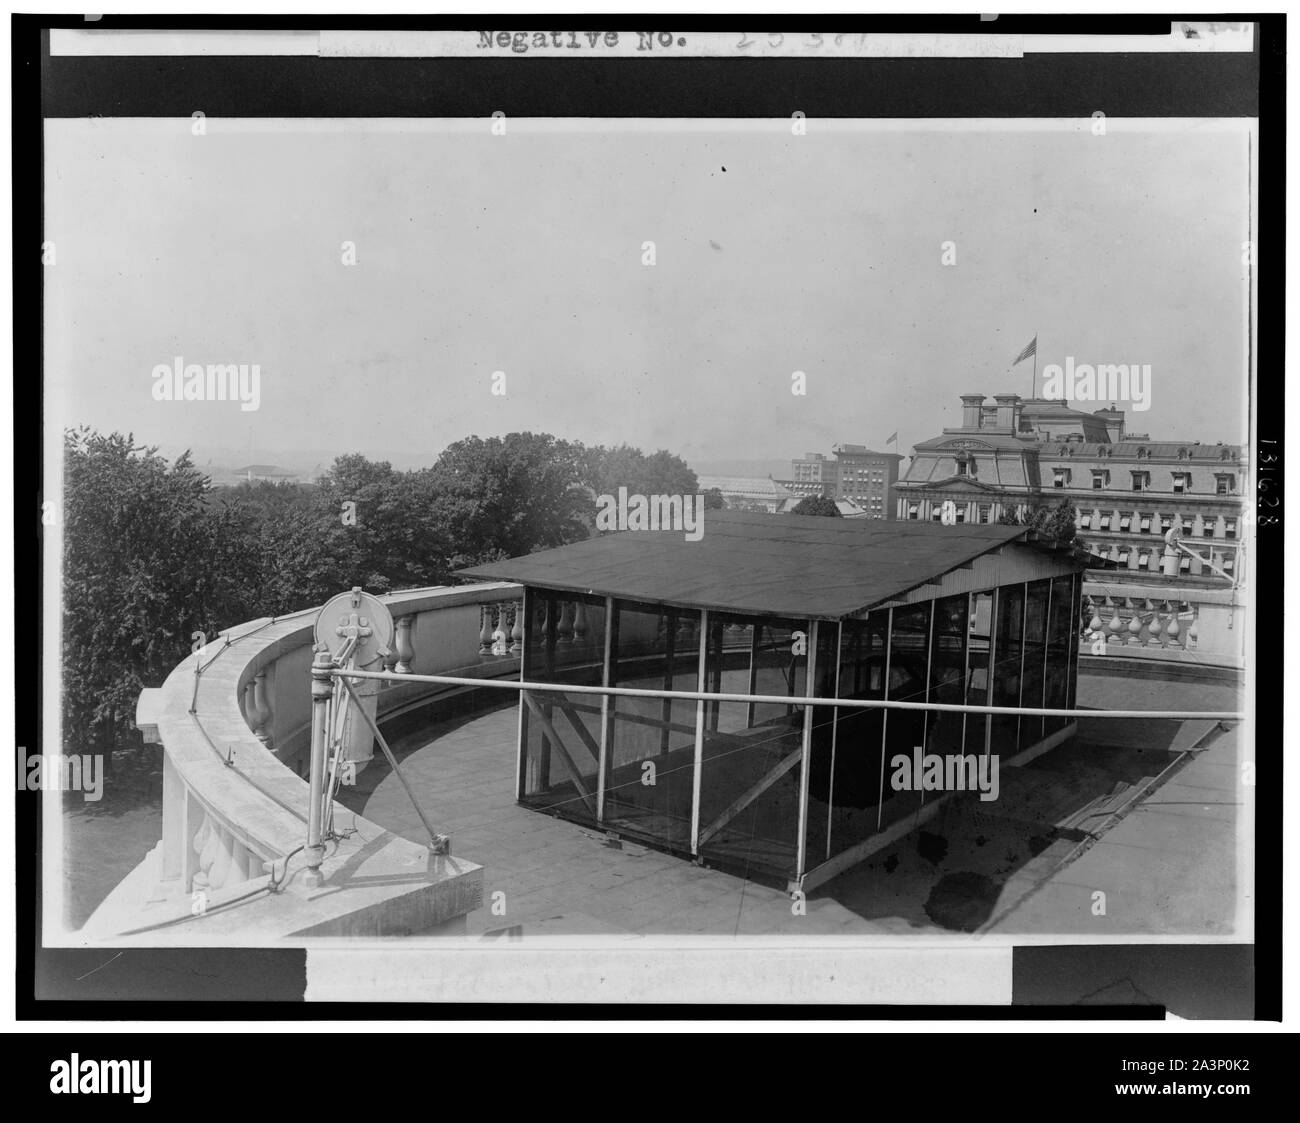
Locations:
894;392;1246;588
788;444;903;520
696;475;796;513
231;463;301;484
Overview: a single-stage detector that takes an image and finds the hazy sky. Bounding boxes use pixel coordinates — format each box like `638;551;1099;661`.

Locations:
44;118;1252;467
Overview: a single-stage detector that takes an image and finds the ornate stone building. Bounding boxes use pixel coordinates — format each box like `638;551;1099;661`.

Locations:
894;392;1246;587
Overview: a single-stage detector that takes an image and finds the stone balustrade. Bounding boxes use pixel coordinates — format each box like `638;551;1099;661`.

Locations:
89;584;527;942
1079;580;1246;669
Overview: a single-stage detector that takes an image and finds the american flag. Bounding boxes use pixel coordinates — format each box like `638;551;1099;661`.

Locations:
1012;335;1037;366
885;431;898;444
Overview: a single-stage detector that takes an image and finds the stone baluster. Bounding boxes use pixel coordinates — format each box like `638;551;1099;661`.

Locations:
1106;601;1124;647
192;813;226;892
252;671;273;747
1149;600;1170;644
537;599;551;645
1087;599;1103;636
197;818;248;894
479;604;494;656
489;604;509;656
510;601;524;655
1186;606;1199;649
242;675;271;745
394;615;415;673
1126;611;1143;645
572;601;588;644
557;601;575;644
1164;604;1183;649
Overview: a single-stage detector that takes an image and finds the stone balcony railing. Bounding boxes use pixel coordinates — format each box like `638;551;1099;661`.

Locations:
86;583;527;943
1079;580;1247;670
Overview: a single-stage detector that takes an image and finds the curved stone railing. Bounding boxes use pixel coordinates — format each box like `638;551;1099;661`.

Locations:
88;583;525;942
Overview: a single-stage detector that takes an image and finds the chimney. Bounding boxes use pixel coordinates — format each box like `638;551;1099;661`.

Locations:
1093;406;1126;443
992;393;1022;431
960;394;986;430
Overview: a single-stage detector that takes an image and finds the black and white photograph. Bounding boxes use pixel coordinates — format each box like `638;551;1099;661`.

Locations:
13;9;1286;1053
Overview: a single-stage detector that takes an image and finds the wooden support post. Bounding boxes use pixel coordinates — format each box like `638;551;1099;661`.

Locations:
690;610;708;855
597;596;615;823
795;620;819;882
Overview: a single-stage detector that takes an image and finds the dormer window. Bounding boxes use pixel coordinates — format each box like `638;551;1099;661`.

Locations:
1136;447;1148;459
1177;447;1190;460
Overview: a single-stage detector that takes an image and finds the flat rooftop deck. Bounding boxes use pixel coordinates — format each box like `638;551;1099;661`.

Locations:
335;672;1244;938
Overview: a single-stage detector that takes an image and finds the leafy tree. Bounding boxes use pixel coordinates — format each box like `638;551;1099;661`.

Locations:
582;444;698;499
790;495;843;517
702;487;726;510
429;433;593;567
313;454;449;594
998;499;1078;544
61;428;258;756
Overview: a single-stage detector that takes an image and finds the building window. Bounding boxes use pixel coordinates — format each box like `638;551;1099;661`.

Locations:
1098;513;1112;531
1139;514;1152;533
1172;473;1190;494
1161;514;1173;533
1091;470;1107;490
1225;518;1237;539
1179;555;1192;573
1223;554;1236;573
1201;520;1215;538
1137;550;1151;569
931;506;944;521
1120;513;1132;531
955;507;967;523
1215;474;1236;495
907;504;919;520
978;505;991;524
1131;471;1149;492
1053;469;1070;489
1117;547;1131;564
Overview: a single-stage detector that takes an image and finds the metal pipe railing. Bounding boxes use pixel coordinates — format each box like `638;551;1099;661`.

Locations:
326;666;1245;722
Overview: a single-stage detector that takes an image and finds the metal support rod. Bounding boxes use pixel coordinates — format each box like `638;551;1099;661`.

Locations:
304;648;333;884
326;667;1243;722
338;676;449;854
690;610;708;856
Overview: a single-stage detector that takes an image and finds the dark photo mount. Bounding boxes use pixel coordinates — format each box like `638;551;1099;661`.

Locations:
15;11;1281;1046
